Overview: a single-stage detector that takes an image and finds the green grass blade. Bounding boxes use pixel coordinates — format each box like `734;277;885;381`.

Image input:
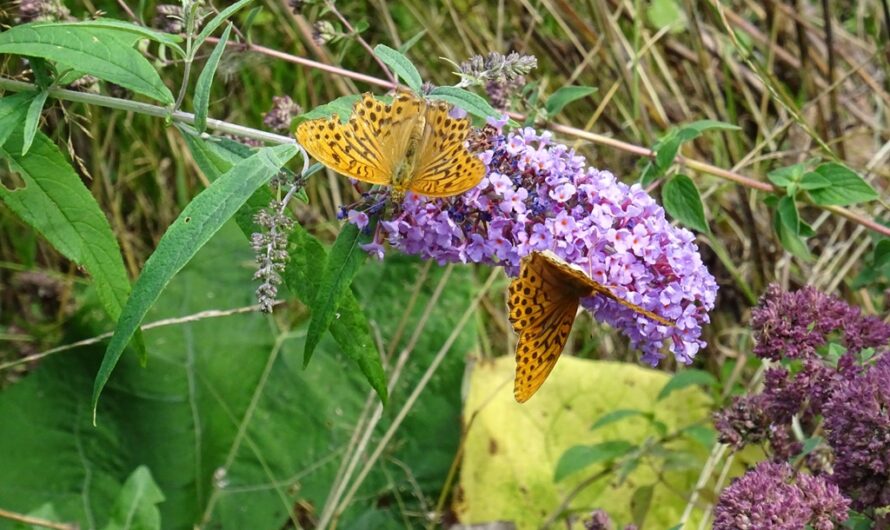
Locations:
0;23;174;104
193;23;232;133
90;142;299;423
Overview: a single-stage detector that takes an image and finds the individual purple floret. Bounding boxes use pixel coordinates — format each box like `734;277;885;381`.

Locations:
823;353;890;511
713;461;850;530
751;284;890;361
347;124;716;366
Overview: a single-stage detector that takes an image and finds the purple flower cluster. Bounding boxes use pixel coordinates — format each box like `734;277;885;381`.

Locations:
349;124;717;366
714;284;890;523
823;354;890;511
751;284;890;361
713;461;849;530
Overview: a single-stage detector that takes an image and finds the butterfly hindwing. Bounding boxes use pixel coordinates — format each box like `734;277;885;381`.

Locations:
409;100;485;197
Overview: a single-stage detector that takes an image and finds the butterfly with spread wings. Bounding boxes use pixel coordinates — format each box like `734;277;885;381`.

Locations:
508;251;673;403
296;92;485;199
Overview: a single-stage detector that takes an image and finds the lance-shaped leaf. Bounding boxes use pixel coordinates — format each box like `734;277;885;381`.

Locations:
0;23;173;103
90;142;299;422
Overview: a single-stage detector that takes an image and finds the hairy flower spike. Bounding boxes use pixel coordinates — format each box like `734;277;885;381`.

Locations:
713;461;850;530
347;122;717;366
458;51;537;86
263;96;302;132
457;52;537;111
153;4;184;34
312;20;338;45
251;200;295;313
16;0;69;22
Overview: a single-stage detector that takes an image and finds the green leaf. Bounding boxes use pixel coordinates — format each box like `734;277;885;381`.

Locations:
544;85;597;116
13;503;62;530
590;409;650;431
657;369;717;401
194;0;253;50
0;123;138;348
799;171;832;190
286;223;386;402
0;24;174;104
21;89;48;156
373;43;423;92
795;436;823;460
807;162;879;206
428;86;501;120
294;94;361;126
774;195;812;260
646;0;687;32
681;425;717;448
844;513;876;530
767;163;805;189
35;19;185;55
193;23;232;133
679;119;741;136
662;175;710;233
0;92;34;148
630;484;654;527
303;222;371;367
554;441;634;481
102;466;165;530
90;142;298;422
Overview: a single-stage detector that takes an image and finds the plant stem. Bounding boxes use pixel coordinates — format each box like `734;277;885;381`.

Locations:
0;78;295;146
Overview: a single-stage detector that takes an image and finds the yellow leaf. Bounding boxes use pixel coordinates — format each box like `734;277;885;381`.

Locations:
457;356;711;529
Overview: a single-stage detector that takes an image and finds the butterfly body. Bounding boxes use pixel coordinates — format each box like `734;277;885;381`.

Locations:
508;251;672;403
296;92;485;198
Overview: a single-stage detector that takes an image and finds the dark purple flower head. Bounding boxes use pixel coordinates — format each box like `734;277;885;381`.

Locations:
823;353;890;510
752;284;890;361
714;461;850;530
348;123;717;367
263;95;302;132
584;509;613;530
714;394;771;449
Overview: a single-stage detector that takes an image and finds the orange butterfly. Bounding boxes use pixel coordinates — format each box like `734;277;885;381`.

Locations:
296;92;485;199
508;251;672;403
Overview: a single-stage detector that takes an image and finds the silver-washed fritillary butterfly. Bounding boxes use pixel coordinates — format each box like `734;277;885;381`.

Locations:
296;91;485;198
507;251;673;403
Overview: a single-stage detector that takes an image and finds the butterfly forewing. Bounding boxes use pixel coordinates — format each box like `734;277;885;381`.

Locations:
508;252;591;403
409;100;485;197
507;251;673;403
296;93;395;185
